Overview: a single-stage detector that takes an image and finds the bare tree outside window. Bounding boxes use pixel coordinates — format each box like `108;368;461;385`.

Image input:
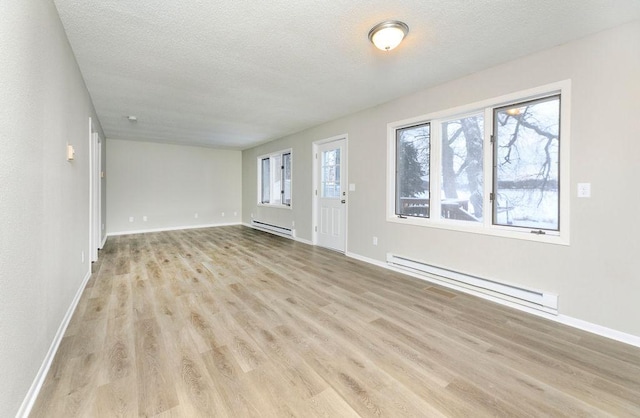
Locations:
494;95;560;230
441;114;484;221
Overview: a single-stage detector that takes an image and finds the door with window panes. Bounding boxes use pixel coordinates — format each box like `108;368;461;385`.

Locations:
316;139;346;252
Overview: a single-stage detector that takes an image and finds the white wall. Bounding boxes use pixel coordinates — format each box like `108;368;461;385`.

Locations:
243;20;640;337
0;1;105;416
107;139;242;234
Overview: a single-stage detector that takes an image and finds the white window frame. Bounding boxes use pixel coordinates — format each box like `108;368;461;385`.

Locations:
387;80;571;245
258;149;293;209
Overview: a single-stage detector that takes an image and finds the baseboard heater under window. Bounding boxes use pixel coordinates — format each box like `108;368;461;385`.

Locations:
386;254;558;314
251;220;293;237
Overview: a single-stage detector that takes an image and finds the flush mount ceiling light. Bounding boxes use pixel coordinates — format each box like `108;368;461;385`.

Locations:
368;20;409;51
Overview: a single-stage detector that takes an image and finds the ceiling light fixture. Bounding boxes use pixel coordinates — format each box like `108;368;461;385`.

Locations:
368;20;409;51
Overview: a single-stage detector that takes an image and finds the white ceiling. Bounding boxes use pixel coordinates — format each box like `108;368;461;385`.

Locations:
53;0;640;149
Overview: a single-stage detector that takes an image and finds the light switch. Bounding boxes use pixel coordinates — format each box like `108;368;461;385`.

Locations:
66;144;75;161
349;183;356;191
577;183;591;198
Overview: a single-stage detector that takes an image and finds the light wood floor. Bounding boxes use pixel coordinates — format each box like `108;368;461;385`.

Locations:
30;225;640;417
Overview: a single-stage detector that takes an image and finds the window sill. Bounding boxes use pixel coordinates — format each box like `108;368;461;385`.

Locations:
387;215;569;246
258;203;293;210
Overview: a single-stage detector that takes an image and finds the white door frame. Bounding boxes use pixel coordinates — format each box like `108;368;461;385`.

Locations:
312;134;348;252
89;118;101;263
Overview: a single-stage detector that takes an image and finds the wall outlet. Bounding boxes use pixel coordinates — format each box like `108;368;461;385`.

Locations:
221;212;225;217
234;211;237;216
81;250;85;263
373;236;378;246
292;221;295;227
129;216;134;223
251;213;254;219
143;216;148;222
194;213;199;219
101;223;105;231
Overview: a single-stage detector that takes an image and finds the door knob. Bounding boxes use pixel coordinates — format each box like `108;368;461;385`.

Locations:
341;199;346;204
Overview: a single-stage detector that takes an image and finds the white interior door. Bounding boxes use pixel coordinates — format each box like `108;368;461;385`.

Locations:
316;139;346;252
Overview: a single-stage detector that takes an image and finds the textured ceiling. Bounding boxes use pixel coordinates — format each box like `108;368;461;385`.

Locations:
53;0;640;149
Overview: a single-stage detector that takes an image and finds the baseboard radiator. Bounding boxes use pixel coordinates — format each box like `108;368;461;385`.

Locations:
386;253;558;314
251;220;293;237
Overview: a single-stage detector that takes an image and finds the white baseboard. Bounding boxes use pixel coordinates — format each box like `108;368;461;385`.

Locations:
242;222;314;245
107;222;241;236
556;315;640;347
345;251;640;348
100;234;107;249
293;235;313;245
16;268;93;418
346;251;388;268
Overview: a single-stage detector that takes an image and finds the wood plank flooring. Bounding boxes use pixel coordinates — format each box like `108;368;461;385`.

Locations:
30;225;640;417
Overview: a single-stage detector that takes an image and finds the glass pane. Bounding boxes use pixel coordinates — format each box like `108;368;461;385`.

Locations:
271;154;282;205
396;123;430;217
440;114;484;222
261;158;270;203
494;95;560;230
321;148;341;198
283;153;292;206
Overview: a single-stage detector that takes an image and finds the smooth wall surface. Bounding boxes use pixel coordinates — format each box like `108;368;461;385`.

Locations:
0;1;105;415
107;139;242;234
243;20;640;337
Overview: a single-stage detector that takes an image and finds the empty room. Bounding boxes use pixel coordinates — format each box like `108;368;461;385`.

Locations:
2;0;640;417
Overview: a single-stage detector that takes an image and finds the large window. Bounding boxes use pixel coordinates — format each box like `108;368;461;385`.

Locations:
388;82;569;243
258;150;292;207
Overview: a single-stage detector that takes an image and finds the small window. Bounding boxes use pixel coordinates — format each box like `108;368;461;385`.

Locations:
321;148;341;198
396;123;430;218
493;95;560;231
258;150;292;207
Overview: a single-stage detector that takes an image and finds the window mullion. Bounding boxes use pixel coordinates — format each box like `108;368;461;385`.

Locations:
280;154;285;198
483;107;494;229
271;156;277;204
430;120;442;221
